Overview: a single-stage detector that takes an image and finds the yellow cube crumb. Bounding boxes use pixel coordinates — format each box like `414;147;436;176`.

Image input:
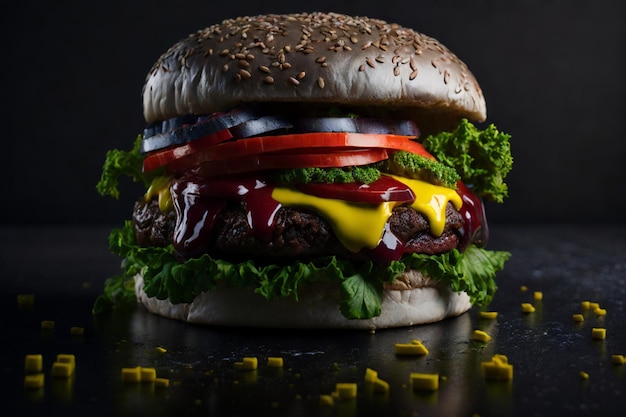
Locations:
479;311;498;320
234;357;258;370
141;367;157;382
17;294;35;306
121;366;142;383
533;291;543;301
593;308;607;316
41;320;55;330
155;377;170;388
267;357;284;368
410;372;439;391
481;355;513;380
364;368;378;383
24;373;44;389
57;354;75;366
611;355;625;365
572;314;584;323
592;328;606;340
395;341;429;355
155;346;167;353
335;383;358;400
373;378;389;394
51;362;74;378
520;285;528;292
472;330;492;343
25;354;43;373
320;394;335;406
588;302;600;310
492;354;508;365
580;300;590;310
70;327;84;336
579;371;589;380
521;303;536;313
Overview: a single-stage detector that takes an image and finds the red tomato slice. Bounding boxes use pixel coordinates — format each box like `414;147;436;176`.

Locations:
143;132;433;172
297;175;416;204
194;149;389;178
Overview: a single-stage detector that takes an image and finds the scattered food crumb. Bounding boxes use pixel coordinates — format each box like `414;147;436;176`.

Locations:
472;329;492;343
481;354;513;380
521;303;535;313
395;340;429;355
234;357;258;370
24;354;43;373
591;328;606;340
479;311;498;320
410;372;439;391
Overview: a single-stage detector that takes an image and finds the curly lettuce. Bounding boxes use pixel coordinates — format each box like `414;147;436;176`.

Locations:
422;119;513;202
93;221;510;319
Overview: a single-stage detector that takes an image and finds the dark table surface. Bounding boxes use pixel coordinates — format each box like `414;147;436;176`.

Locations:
2;224;625;417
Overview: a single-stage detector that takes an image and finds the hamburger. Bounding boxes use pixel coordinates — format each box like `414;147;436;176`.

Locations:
95;12;513;329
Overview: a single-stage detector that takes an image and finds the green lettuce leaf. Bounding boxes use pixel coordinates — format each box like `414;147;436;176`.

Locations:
422;119;513;203
93;221;510;318
96;135;156;199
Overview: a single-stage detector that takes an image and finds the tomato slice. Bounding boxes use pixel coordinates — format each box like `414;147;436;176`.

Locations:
297;175;415;204
194;149;389;178
144;132;433;172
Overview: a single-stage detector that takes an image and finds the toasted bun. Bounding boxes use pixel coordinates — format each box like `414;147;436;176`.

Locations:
134;270;471;329
142;12;486;134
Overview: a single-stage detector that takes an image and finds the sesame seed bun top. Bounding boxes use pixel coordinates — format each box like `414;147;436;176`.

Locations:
142;12;486;133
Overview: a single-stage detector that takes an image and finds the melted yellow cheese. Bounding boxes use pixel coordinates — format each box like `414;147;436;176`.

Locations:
272;176;462;253
145;175;173;212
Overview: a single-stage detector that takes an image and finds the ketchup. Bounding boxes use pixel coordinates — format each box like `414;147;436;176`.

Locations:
170;173;282;259
456;181;489;249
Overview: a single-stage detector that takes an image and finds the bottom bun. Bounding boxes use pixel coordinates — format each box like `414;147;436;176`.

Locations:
134;272;471;329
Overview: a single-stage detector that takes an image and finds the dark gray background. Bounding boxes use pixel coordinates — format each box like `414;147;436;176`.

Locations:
2;0;624;225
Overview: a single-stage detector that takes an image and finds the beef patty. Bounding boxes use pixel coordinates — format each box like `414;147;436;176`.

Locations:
132;196;465;263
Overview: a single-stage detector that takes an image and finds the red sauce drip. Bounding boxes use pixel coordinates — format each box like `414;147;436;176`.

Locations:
243;186;282;242
170;174;281;259
360;223;405;263
170;180;225;258
456;181;489;249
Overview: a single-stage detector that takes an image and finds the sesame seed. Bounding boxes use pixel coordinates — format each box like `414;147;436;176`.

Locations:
366;57;376;68
239;69;251;79
288;77;300;86
359;64;365;71
297;71;306;80
259;65;271;73
263;76;275;84
222;64;229;72
409;69;418;80
315;56;326;63
238;60;250;68
444;69;451;84
317;77;325;89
